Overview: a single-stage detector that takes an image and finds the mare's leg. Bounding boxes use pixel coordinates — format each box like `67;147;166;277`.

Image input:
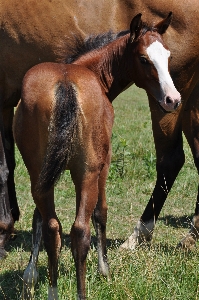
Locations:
120;95;185;250
3;107;20;222
180;83;199;248
22;207;42;300
70;168;99;300
92;153;111;277
0;127;14;258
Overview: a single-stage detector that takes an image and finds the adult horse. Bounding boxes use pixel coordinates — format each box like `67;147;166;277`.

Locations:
1;0;199;258
13;13;178;300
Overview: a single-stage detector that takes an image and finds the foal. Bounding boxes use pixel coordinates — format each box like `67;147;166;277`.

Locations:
13;13;180;299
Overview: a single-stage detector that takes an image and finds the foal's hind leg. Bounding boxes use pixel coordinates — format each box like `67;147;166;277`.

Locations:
24;181;61;299
70;169;99;300
22;207;42;300
92;157;110;277
36;189;62;300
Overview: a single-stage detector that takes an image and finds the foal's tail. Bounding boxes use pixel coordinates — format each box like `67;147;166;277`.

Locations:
37;82;79;193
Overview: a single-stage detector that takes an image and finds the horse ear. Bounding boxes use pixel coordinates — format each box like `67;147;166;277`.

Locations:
130;13;142;43
155;12;172;34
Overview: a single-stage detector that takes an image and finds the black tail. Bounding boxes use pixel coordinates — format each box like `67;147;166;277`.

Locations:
37;82;79;193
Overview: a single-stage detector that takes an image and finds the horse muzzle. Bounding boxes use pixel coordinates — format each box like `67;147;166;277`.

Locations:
160;94;181;112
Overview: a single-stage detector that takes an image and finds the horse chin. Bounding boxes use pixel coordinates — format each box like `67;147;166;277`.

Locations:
158;101;181;114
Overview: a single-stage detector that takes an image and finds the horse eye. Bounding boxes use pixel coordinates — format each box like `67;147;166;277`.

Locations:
140;56;149;64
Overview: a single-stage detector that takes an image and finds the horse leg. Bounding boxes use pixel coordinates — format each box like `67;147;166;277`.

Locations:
14;103;62;299
0;128;14;259
92;155;111;277
22;207;42;300
23;184;61;300
120;95;185;250
3;107;20;222
37;189;62;300
180;84;199;249
70;169;99;300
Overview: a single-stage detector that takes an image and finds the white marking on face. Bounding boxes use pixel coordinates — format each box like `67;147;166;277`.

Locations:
146;40;175;92
146;40;181;112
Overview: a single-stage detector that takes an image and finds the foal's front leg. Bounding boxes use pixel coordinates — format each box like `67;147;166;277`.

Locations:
22;207;42;300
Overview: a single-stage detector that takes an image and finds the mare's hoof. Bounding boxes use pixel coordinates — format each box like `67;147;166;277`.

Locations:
0;248;8;260
118;234;138;251
177;235;196;250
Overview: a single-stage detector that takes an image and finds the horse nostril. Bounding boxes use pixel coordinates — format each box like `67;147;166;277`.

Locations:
174;102;180;110
166;96;172;104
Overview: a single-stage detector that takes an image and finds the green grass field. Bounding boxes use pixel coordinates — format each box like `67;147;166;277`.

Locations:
1;85;199;299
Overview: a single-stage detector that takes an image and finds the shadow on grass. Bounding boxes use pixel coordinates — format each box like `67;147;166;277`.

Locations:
0;265;49;300
6;213;193;254
6;229;125;253
2;231;125;299
2;228;197;299
5;229;32;252
158;214;193;229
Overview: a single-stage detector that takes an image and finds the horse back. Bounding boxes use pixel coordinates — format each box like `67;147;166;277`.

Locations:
21;61;114;125
14;62;114;174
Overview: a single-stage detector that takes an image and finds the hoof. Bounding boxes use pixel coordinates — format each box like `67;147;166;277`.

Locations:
119;220;154;251
0;248;8;260
98;261;110;278
177;235;196;250
118;234;138;251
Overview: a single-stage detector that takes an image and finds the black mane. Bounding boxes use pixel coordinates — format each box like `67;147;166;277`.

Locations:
57;24;156;64
57;30;129;64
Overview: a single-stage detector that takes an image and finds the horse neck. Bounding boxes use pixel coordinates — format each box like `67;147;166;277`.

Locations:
74;34;132;102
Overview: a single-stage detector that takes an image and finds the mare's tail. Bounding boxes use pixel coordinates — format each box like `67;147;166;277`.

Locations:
37;82;79;193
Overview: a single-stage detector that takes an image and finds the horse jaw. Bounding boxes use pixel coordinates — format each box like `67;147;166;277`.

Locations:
146;40;181;112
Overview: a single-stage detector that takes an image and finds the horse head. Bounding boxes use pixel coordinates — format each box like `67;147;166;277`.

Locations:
129;12;181;112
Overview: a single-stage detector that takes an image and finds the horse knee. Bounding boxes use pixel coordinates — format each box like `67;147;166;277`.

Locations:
70;221;90;260
48;218;60;233
43;218;62;255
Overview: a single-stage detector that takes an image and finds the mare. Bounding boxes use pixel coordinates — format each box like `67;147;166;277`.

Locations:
13;14;179;299
1;0;199;258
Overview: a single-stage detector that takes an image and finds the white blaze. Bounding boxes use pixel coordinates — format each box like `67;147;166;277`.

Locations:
146;40;178;100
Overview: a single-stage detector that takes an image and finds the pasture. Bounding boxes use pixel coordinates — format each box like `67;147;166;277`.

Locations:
1;85;199;299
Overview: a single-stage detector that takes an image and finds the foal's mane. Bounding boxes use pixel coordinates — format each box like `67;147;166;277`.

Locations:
57;23;156;64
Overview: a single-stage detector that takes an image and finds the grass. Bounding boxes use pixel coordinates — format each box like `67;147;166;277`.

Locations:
1;85;199;299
